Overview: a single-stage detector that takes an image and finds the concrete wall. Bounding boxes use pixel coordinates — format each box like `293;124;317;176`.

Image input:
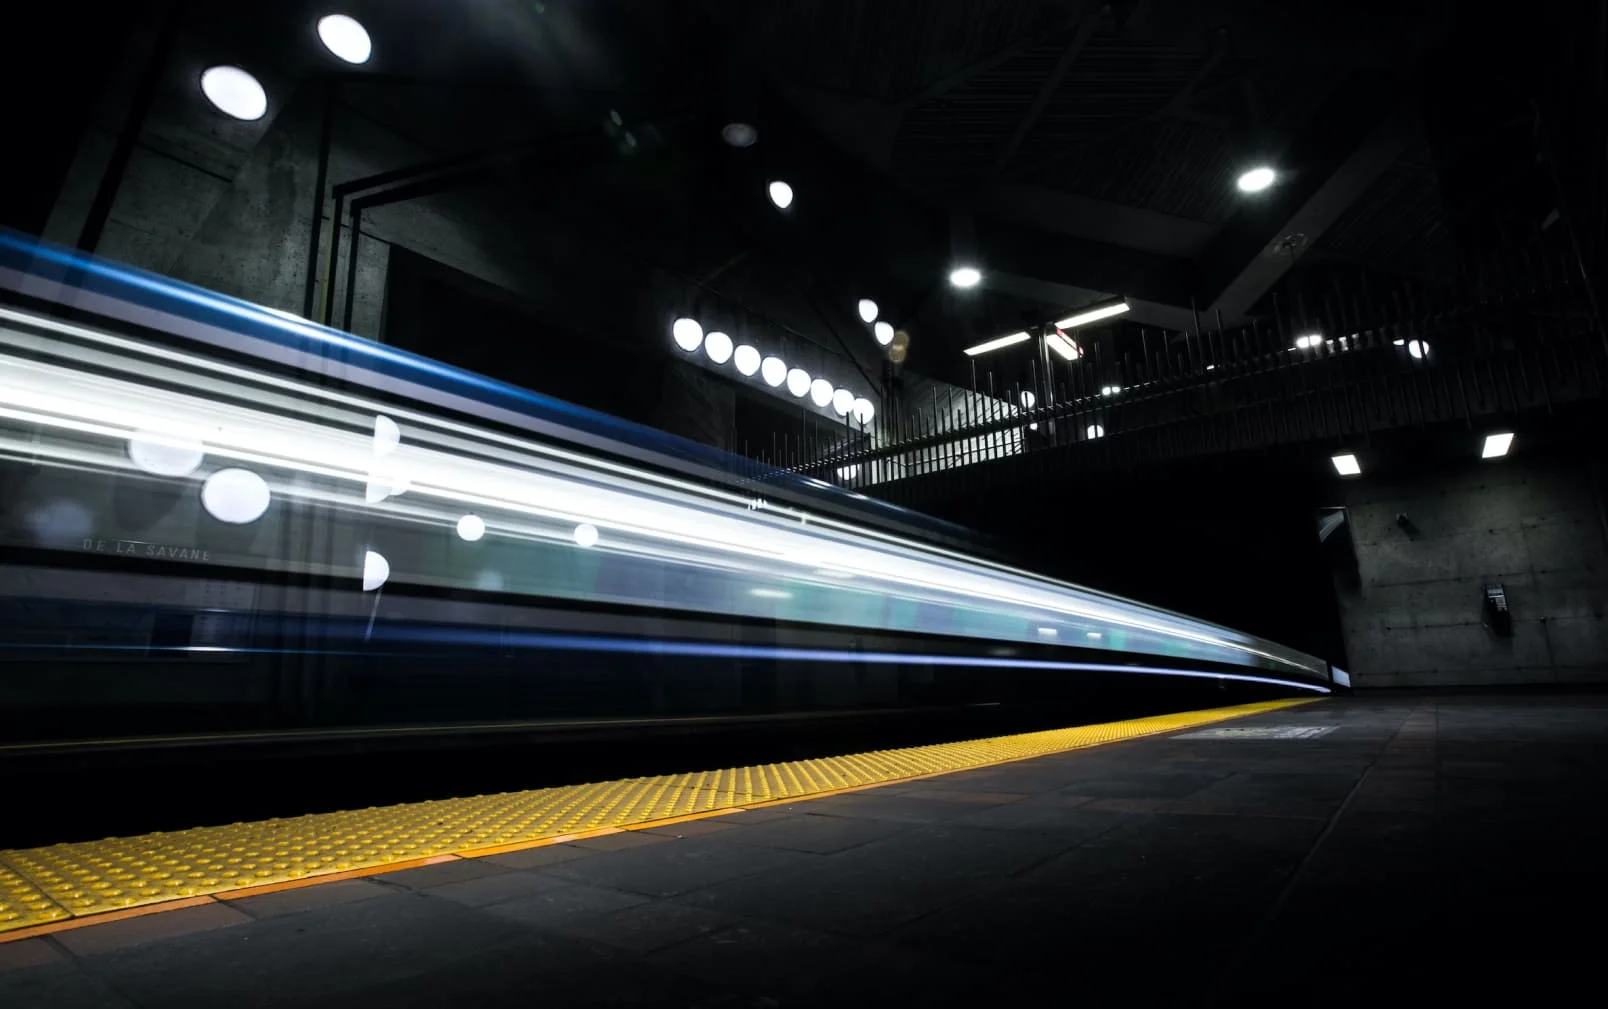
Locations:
1338;456;1608;687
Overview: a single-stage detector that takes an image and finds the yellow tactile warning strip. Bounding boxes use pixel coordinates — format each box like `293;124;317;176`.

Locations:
0;697;1316;938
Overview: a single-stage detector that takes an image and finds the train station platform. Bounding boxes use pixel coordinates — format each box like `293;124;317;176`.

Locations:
3;693;1604;1007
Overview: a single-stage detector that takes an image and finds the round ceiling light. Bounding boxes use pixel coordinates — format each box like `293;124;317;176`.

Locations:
1407;339;1429;359
127;430;205;477
456;514;486;542
1020;391;1036;409
948;266;981;288
201;468;271;524
362;549;390;591
1086;424;1105;440
760;356;787;387
873;321;894;346
672;317;704;352
851;398;875;424
722;123;757;147
704;330;733;364
733;344;761;376
200;66;268;121
767;181;794;210
857;299;878;324
1236;166;1276;193
809;378;834;407
316;14;372;65
573;522;599;548
785;368;811;397
831;388;854;416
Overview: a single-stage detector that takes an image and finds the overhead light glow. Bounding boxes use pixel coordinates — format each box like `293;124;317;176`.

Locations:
963;331;1029;357
809;378;834;407
372;414;400;457
672;318;703;352
1294;334;1323;350
857;299;879;323
785;368;811;397
831;388;854;416
1237;166;1276;193
200;468;271;524
1331;453;1362;477
127;430;205;477
703;330;733;364
1019;391;1036;409
1087;631;1103;640
733;344;761;376
1046;332;1081;361
1482;432;1515;459
316;14;372;64
1392;338;1406;346
1407;339;1429;359
837;465;860;480
1037;626;1058;638
572;522;599;548
1086;424;1105;440
200;66;268;121
456;514;486;542
760;356;787;387
949;266;982;288
362;549;390;591
851;397;875;424
1055;300;1129;330
873;321;894;346
751;587;792;599
721;122;757;148
1100;385;1121;397
767;181;794;209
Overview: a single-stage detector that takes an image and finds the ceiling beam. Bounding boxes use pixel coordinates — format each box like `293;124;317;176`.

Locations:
986;9;1106;181
895;3;1094;110
1198;79;1417;317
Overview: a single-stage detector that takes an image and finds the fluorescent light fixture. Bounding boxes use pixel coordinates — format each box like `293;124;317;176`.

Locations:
733;344;761;376
1482;432;1514;459
1046;331;1080;361
809;378;834;407
127;429;205;477
831;388;854;416
1055;299;1129;330
949;266;982;288
851;398;875;424
1407;339;1429;359
760;356;787;387
785;368;811;397
873;321;894;346
858;299;879;323
1294;334;1323;349
317;14;372;64
361;549;390;591
1019;390;1036;409
200;66;268;121
751;587;792;599
671;318;703;352
963;331;1029;357
456;514;486;541
1086;424;1105;439
201;468;271;524
703;330;733;364
1237;166;1276;193
572;522;599;548
1331;453;1361;477
767;181;794;209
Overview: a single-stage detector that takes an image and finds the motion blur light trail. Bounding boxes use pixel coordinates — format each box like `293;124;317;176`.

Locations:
0;235;1331;690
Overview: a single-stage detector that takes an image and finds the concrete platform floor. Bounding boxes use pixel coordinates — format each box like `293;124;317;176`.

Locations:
3;693;1604;1008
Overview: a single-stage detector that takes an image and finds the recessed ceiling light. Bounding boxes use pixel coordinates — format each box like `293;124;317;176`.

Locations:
1482;432;1515;459
317;14;372;64
760;356;787;387
200;66;268;121
949;266;982;288
456;514;486;542
1237;166;1276;193
361;549;390;591
1407;339;1429;359
671;318;703;352
786;368;811;397
809;378;834;407
722;122;757;147
1331;453;1362;476
857;299;878;323
1019;390;1036;409
703;330;733;364
733;344;761;376
767;181;794;209
127;430;205;477
1086;424;1105;440
831;388;855;416
572;523;599;548
200;468;271;523
873;321;894;346
851;398;875;424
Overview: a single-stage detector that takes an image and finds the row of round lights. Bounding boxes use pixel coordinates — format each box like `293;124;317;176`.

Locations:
672;318;875;424
199;14;373;121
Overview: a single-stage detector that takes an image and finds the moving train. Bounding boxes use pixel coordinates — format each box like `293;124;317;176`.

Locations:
0;233;1333;752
